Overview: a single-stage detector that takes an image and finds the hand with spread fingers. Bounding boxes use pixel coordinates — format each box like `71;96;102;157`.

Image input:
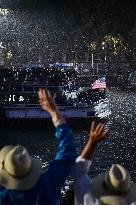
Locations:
38;88;65;126
80;121;109;159
38;88;59;115
90;121;109;144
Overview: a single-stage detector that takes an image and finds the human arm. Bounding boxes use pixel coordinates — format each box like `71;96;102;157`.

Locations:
74;122;109;205
38;88;77;161
80;121;109;160
38;88;77;202
38;88;65;127
40;123;77;204
75;121;109;180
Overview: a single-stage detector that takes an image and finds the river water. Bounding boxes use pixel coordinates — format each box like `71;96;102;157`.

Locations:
0;89;136;183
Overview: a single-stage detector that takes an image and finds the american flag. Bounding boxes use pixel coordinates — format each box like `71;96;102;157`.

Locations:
92;77;106;89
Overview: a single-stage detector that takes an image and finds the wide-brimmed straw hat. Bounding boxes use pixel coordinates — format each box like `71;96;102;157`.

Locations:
0;145;42;190
91;164;136;205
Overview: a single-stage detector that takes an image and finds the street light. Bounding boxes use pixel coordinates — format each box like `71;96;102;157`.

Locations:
89;41;96;69
102;41;107;61
72;51;77;70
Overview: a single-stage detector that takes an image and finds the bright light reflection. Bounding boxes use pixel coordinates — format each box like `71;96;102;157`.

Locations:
0;8;10;15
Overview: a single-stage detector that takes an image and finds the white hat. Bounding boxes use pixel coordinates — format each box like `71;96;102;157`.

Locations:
91;164;136;205
0;145;42;190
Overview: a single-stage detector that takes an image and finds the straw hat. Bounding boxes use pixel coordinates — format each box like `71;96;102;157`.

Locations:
91;164;136;205
0;145;42;190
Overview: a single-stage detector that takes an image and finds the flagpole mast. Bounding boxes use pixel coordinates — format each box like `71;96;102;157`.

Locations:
73;51;76;70
91;53;94;68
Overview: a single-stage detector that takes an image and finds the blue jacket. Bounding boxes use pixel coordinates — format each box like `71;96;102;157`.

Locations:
0;123;77;205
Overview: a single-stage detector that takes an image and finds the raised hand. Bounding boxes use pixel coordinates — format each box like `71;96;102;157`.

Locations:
80;121;109;159
90;121;109;144
38;88;59;116
38;88;65;126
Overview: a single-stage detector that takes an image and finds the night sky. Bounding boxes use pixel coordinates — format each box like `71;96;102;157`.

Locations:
0;0;136;64
1;0;136;37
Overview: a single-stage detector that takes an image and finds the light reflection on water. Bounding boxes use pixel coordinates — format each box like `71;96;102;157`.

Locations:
0;90;136;181
86;90;136;180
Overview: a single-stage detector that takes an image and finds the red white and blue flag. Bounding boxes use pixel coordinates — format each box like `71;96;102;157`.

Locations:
92;77;106;89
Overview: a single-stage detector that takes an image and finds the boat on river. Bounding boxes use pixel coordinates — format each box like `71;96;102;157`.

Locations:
0;66;111;119
0;83;110;119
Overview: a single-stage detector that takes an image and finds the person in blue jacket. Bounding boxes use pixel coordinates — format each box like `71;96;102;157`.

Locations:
0;88;77;205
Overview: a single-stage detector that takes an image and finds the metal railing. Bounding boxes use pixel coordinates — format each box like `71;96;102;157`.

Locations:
0;82;63;93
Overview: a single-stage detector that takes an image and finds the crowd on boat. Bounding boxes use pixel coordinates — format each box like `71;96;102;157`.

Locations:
0;66;78;85
0;88;135;205
0;66;106;106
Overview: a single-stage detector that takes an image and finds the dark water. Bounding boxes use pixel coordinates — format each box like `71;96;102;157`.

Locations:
0;89;136;182
90;89;136;180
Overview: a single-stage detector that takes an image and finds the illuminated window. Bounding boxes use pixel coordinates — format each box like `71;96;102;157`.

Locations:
0;8;10;16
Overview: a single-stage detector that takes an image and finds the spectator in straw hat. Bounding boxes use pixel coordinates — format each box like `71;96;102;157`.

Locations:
91;164;136;205
0;88;77;205
74;121;136;205
62;121;136;205
61;121;109;205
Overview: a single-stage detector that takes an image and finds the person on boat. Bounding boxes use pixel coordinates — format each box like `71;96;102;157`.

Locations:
62;121;136;205
0;88;77;205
